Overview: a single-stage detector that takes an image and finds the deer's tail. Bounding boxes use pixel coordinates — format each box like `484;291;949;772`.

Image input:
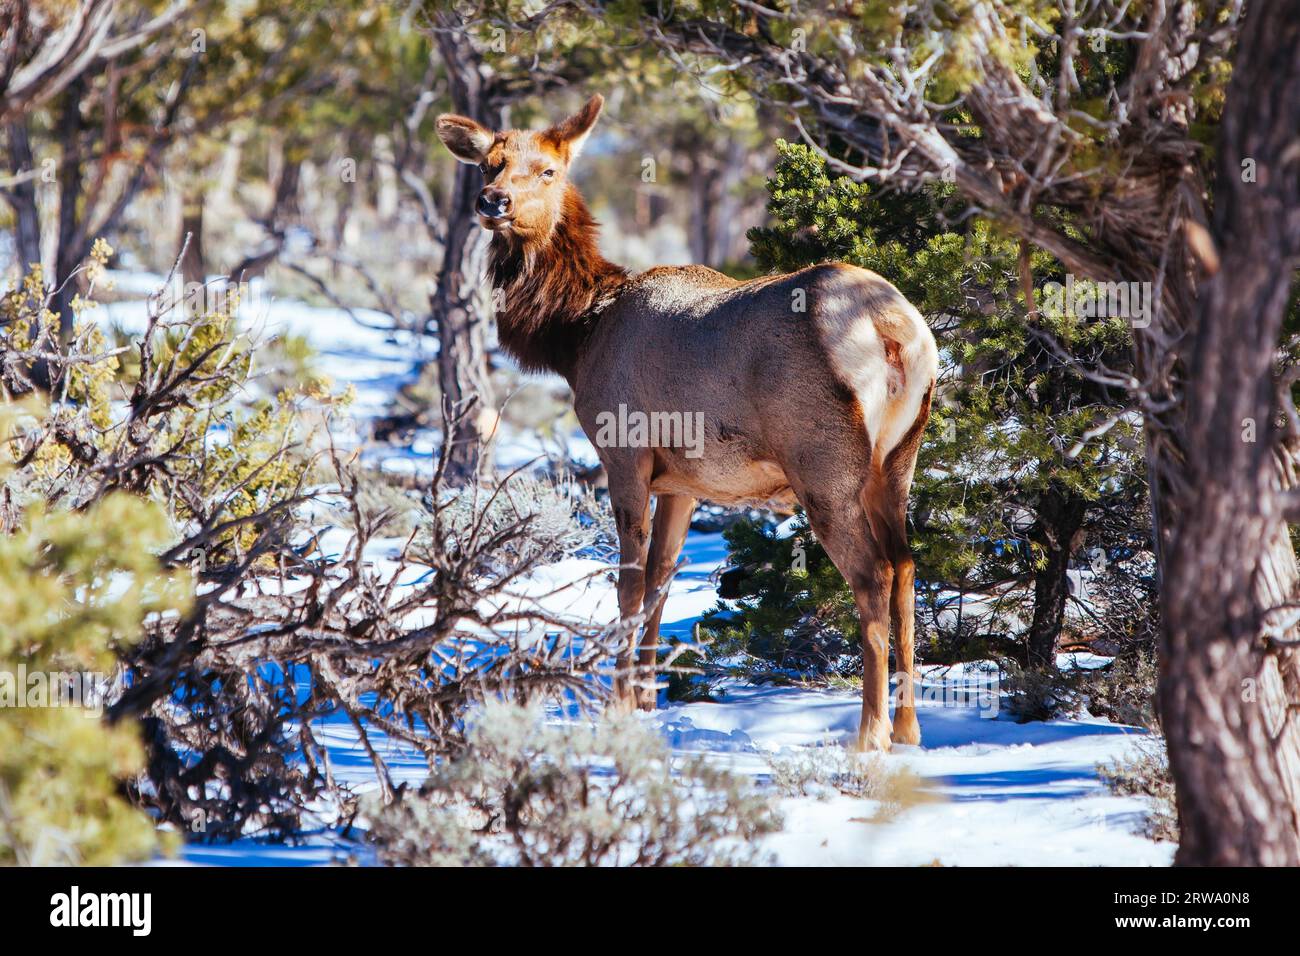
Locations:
811;263;938;468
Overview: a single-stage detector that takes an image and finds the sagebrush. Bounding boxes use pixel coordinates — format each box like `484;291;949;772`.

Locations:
366;702;782;866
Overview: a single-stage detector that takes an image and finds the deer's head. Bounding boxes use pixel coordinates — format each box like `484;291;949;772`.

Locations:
435;95;603;242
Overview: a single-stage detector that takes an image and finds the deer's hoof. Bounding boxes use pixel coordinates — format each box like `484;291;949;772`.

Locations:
891;706;922;746
856;721;894;753
634;684;658;712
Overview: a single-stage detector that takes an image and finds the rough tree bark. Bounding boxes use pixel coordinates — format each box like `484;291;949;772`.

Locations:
1157;1;1300;866
1027;484;1088;668
179;190;205;292
3;120;42;269
52;76;86;339
429;17;499;486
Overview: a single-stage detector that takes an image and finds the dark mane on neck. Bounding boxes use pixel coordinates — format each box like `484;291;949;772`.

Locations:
487;185;627;378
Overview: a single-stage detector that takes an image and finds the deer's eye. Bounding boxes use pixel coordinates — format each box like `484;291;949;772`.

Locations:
541;168;556;179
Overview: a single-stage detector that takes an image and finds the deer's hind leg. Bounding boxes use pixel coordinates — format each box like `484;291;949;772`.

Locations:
795;483;896;752
873;385;932;745
869;490;920;746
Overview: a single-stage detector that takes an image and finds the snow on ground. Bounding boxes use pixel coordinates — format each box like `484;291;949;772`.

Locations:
661;683;1170;867
628;532;1170;867
91;275;1171;866
183;523;1172;867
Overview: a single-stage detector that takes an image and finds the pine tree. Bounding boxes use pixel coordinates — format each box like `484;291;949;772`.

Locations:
713;142;1148;674
0;400;189;864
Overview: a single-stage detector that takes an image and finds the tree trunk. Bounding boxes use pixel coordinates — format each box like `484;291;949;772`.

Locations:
227;155;300;282
4;120;42;269
1158;1;1300;866
1026;484;1088;669
431;158;496;485
52;76;85;340
179;190;205;304
687;154;722;267
430;19;499;486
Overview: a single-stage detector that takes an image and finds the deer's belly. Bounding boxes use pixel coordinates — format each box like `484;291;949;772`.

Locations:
578;396;799;507
648;452;796;510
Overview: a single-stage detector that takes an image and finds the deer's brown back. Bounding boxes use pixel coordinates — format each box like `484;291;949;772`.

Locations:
571;261;926;507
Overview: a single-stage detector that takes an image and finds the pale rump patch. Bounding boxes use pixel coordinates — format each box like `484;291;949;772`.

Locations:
811;265;938;466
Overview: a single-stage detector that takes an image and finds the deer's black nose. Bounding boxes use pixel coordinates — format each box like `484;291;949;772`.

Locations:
477;189;511;217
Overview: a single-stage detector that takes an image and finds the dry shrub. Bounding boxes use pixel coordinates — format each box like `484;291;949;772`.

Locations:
424;472;616;570
767;743;932;820
4;250;645;846
339;476;425;539
1003;649;1158;730
366;702;782;866
1081;651;1159;729
1000;658;1083;721
1098;737;1178;842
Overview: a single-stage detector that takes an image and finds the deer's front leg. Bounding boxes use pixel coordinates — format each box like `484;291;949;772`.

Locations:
607;458;652;710
637;494;695;711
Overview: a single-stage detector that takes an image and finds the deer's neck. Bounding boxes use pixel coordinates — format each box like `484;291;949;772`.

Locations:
487;185;627;380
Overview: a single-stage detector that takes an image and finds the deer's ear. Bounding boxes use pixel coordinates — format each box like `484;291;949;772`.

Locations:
543;94;604;162
436;114;494;164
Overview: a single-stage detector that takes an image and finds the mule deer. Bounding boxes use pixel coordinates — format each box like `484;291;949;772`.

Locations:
436;95;938;750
